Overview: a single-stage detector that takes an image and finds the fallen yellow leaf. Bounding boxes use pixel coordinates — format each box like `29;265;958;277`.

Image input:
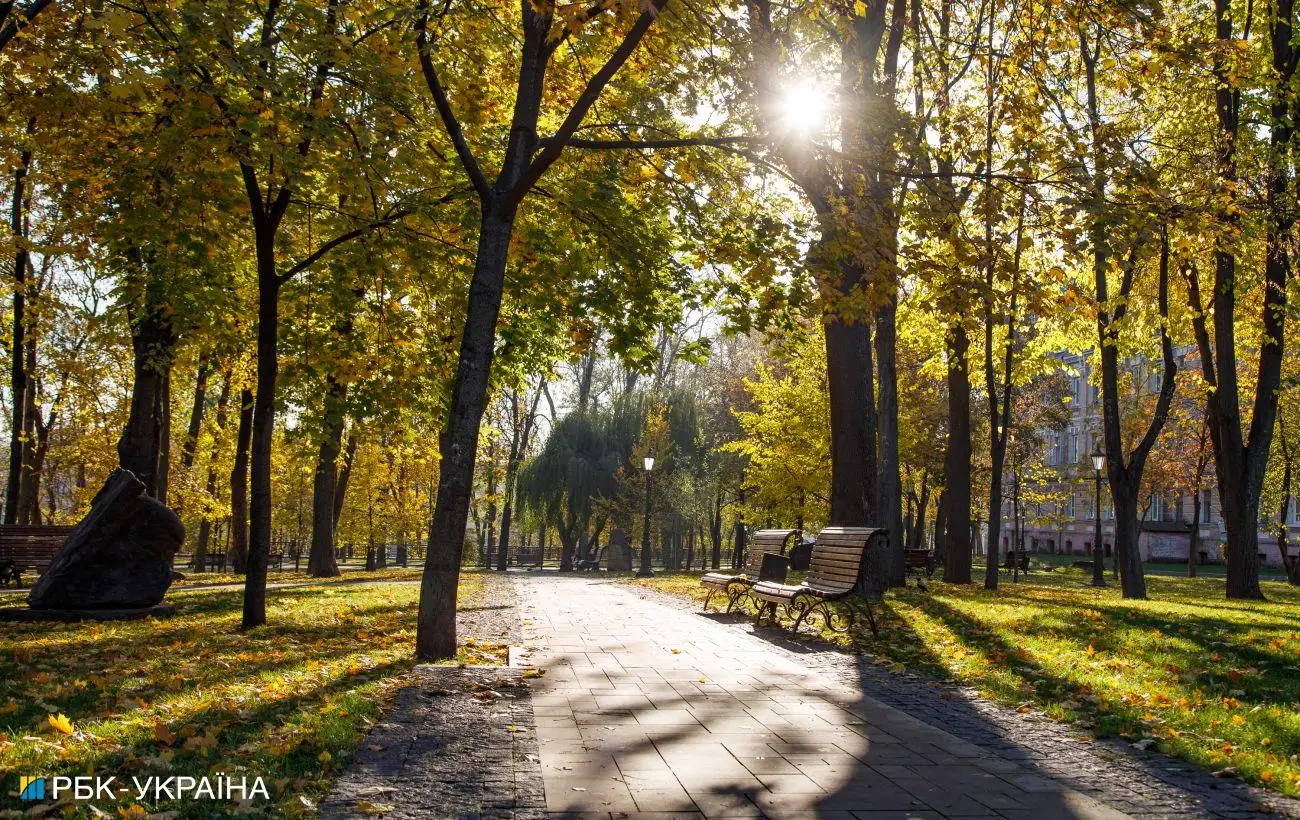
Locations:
48;713;74;734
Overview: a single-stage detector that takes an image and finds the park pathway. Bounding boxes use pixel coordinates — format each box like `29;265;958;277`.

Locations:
517;576;1137;819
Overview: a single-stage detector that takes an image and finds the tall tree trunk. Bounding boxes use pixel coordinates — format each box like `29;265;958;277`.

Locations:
157;370;171;506
710;491;723;569
118;299;177;498
497;385;541;571
243;238;280;629
334;427;357;533
308;374;347;577
824;315;877;526
1188;489;1200;579
1193;0;1289;600
484;438;497;568
5;145;31;526
229;387;254;573
418;211;516;658
912;472;930;551
17;332;37;524
876;296;903;585
179;354;211;484
194;370;232;571
943;323;972;583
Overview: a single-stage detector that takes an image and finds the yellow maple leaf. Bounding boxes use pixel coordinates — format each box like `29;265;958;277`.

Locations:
853;0;867;14
48;713;74;734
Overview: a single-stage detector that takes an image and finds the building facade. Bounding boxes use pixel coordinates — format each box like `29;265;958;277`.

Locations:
1003;352;1292;569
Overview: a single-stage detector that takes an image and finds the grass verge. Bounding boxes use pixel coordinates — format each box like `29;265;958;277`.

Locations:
0;573;505;817
629;567;1300;798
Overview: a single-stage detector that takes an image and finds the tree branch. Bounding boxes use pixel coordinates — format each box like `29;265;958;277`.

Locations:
415;3;491;203
0;0;52;53
506;0;670;206
544;135;762;150
281;210;410;282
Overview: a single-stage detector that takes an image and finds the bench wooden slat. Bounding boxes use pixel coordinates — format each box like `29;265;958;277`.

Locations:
0;524;76;584
700;529;799;602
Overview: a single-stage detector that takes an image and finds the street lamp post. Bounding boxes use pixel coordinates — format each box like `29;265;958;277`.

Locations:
1091;443;1106;588
637;456;655;577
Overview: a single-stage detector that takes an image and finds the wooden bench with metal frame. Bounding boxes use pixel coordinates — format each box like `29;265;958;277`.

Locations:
699;528;799;613
0;525;75;587
1002;550;1030;572
904;548;936;580
749;526;888;636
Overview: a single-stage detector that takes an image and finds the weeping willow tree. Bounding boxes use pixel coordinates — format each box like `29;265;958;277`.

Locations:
519;395;645;570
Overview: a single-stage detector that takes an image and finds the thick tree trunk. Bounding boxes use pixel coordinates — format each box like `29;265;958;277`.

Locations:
417;211;516;659
5;148;31;526
243;244;280;629
118;304;176;498
308;375;347;577
876;298;904;586
1196;0;1284;601
943;323;972;583
824;316;876;526
1188;491;1200;578
1111;476;1146;597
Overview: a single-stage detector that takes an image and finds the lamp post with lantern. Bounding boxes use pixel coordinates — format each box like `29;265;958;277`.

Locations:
1091;443;1106;587
637;456;655;577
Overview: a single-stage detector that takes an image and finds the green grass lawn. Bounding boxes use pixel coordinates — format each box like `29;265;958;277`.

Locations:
631;567;1300;798
0;573;503;817
1003;551;1291;581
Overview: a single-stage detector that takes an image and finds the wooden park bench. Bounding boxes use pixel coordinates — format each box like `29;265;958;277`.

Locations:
700;528;798;613
576;544;607;571
749;526;888;636
904;548;936;579
1002;550;1030;572
0;525;75;587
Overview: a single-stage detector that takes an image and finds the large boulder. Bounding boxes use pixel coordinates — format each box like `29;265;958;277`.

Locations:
28;469;184;610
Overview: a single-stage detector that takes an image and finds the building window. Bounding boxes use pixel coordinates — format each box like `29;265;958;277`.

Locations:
1068;495;1077;519
1201;489;1212;523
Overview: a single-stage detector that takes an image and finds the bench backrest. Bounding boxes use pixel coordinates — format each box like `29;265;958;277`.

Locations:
0;525;75;570
743;529;798;578
807;527;889;597
903;549;932;566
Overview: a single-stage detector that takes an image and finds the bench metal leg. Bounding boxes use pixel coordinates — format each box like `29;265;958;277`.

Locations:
789;597;813;633
703;589;716;611
725;586;747;614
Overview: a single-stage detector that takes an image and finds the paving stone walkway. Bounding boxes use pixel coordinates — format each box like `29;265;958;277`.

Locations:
516;575;1298;820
